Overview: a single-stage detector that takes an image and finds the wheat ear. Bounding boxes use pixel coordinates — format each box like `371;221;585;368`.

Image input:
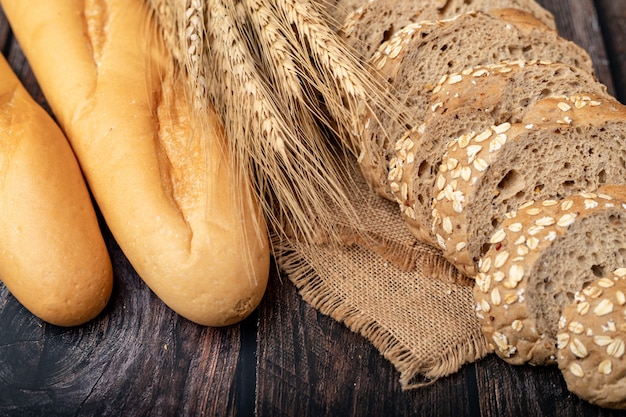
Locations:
204;0;370;244
269;0;406;155
146;0;409;245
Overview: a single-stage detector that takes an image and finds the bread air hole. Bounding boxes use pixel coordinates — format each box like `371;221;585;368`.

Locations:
382;26;394;43
540;88;553;98
417;160;428;178
496;169;525;200
591;264;606;278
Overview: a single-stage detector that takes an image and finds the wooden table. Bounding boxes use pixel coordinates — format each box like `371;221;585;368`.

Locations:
1;1;626;416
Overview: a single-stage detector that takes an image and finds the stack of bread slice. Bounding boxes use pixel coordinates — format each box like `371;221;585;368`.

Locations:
331;0;626;409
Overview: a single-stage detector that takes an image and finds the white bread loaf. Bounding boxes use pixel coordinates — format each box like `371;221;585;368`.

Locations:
358;9;594;200
0;54;113;326
339;0;556;60
389;60;610;246
1;0;270;326
474;188;626;366
432;94;626;276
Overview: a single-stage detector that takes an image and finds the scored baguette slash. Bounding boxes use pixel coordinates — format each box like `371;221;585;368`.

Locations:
0;54;113;326
1;0;270;326
557;271;626;409
473;187;626;366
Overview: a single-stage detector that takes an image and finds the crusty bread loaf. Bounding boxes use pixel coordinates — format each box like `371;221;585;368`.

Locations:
358;9;595;200
2;0;270;326
557;270;626;409
432;94;626;276
0;54;113;326
473;188;626;366
339;0;556;60
389;60;610;246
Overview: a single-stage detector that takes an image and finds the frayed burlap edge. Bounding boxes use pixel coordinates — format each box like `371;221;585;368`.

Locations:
272;233;492;389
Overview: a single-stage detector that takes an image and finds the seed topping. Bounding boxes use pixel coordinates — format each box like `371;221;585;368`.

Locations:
570;338;589;358
594;299;614;316
569;362;585;378
490;228;506;244
557;332;570;349
598;359;612;375
607;338;625;358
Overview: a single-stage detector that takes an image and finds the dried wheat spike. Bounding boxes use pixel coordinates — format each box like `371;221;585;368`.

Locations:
204;0;366;243
146;0;407;246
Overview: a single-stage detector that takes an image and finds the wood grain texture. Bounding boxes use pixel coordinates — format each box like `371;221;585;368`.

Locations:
256;269;480;417
1;1;626;416
0;226;243;417
538;0;616;96
594;0;626;104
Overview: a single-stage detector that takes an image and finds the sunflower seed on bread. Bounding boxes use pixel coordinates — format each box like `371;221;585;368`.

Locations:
358;9;594;200
474;187;626;365
557;270;626;409
432;94;626;276
389;60;609;246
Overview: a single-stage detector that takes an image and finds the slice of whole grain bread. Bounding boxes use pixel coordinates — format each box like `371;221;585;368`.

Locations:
473;187;626;366
339;0;556;61
432;94;626;277
389;60;609;246
358;9;594;201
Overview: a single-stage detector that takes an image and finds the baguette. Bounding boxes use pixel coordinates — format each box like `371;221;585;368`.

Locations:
1;0;270;326
0;54;112;326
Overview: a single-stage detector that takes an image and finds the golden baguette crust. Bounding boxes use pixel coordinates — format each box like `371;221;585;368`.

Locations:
0;54;113;326
1;0;270;326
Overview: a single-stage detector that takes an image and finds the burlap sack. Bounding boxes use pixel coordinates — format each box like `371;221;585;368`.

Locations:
273;158;492;389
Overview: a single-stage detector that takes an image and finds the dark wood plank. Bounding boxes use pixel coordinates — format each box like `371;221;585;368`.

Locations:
1;0;626;416
538;0;616;97
255;268;480;417
0;226;243;417
594;0;626;103
0;9;9;51
475;355;626;417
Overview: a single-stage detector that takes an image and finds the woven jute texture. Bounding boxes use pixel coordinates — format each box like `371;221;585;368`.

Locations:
273;158;492;389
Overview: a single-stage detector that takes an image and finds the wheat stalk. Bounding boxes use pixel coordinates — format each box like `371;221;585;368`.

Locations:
243;0;303;103
206;0;370;243
146;0;408;246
